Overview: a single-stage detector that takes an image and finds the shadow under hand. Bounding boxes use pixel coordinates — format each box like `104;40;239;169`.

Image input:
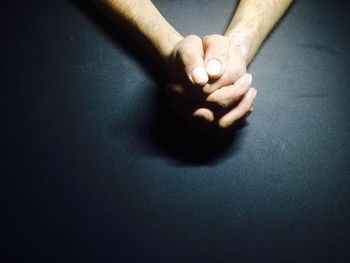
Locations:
149;88;248;165
72;0;248;165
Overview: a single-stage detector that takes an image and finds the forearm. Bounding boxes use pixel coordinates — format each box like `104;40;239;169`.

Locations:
94;0;183;60
225;0;293;64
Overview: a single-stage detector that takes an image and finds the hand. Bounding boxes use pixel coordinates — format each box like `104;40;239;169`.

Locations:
166;34;257;132
202;34;257;129
166;35;209;92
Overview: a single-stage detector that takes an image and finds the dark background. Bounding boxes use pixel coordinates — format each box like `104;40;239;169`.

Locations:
1;0;350;262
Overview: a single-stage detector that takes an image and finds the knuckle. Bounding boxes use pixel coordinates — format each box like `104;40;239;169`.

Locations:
186;34;201;43
178;49;191;61
206;90;226;106
203;35;210;43
215;95;230;108
227;67;246;82
215;98;230;108
218;99;230;108
203;34;215;44
207;34;224;41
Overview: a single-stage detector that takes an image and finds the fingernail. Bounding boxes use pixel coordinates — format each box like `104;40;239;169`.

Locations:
206;59;222;76
252;88;257;99
247;74;252;85
246;108;253;118
192;66;208;85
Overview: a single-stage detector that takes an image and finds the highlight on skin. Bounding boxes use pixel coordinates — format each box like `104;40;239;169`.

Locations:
95;0;293;132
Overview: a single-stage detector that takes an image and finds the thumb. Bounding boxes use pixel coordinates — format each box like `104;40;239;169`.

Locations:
203;34;229;79
178;35;208;85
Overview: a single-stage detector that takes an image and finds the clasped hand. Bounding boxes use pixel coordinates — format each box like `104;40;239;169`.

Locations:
166;34;257;132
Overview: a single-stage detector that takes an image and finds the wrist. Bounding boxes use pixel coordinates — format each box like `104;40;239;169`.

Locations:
225;18;259;64
230;32;249;62
226;28;252;64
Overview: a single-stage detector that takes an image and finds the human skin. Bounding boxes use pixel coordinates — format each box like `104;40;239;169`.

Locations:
94;0;293;131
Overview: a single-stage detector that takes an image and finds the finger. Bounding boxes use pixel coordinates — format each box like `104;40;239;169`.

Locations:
192;108;215;122
166;83;185;97
218;87;257;129
203;34;229;79
178;35;208;85
170;98;214;123
206;73;252;108
166;83;208;101
202;67;246;94
202;45;247;95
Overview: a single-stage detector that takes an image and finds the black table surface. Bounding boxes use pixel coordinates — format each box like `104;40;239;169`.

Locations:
1;0;350;262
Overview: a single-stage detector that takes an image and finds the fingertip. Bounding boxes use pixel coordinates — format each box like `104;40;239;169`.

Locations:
247;73;252;85
166;83;185;96
191;66;209;85
217;118;230;129
193;108;215;122
251;87;257;99
205;58;222;78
